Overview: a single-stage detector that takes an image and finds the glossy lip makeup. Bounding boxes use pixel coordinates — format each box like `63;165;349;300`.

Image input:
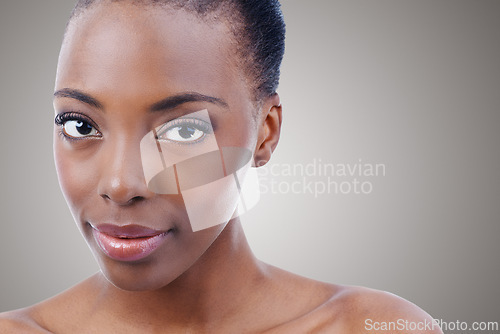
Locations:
90;224;172;262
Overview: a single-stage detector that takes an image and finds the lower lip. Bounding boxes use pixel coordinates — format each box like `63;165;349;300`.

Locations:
92;229;170;262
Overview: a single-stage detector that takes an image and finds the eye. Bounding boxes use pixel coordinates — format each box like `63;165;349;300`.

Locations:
62;120;99;138
55;112;101;139
156;118;212;144
164;126;204;142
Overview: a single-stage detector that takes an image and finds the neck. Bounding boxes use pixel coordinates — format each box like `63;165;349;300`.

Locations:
94;219;267;329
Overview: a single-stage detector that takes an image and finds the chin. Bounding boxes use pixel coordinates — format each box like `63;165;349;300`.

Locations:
89;247;182;291
99;260;182;292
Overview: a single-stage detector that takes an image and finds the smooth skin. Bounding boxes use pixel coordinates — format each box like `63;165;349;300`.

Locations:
0;3;442;333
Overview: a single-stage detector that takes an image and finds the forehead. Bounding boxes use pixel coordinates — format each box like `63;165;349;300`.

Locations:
56;3;242;106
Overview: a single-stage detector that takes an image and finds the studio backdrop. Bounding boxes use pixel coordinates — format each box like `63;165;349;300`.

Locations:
1;0;499;326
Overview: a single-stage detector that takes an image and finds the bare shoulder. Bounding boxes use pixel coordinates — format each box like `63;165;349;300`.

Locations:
0;309;51;334
322;285;443;334
262;278;442;334
0;275;100;334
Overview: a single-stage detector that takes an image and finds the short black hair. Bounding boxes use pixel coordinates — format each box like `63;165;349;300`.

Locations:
68;0;286;103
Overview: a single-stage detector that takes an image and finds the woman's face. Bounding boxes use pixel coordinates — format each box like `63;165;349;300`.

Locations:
53;3;261;290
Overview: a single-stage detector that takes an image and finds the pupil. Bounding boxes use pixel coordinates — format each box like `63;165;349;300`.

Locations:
179;126;196;139
76;121;92;135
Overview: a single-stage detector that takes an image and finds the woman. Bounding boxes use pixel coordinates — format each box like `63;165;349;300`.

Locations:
1;0;442;332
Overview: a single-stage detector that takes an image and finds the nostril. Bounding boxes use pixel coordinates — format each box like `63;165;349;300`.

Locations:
100;193;145;205
130;196;145;203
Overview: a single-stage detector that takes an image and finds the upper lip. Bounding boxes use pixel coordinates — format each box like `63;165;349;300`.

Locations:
90;223;169;239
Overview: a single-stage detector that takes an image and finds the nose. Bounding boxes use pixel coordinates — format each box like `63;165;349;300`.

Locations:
97;136;153;205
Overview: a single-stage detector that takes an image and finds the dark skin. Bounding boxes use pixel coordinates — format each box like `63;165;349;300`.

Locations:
0;3;442;333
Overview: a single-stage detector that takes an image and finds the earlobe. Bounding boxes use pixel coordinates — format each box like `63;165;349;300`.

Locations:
254;94;282;167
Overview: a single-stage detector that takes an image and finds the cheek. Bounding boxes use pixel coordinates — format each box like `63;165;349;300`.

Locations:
215;113;258;149
54;138;97;219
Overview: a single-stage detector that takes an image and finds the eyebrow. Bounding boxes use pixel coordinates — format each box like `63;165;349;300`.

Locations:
53;88;228;112
150;92;228;112
53;88;103;109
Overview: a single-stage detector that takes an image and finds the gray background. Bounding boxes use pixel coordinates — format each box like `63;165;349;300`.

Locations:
1;0;499;325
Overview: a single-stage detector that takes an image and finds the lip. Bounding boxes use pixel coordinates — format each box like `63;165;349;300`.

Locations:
90;224;171;262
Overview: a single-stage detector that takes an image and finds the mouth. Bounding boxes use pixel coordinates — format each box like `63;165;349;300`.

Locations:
90;223;173;262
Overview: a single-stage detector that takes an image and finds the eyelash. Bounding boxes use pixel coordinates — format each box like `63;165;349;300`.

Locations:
54;112;100;140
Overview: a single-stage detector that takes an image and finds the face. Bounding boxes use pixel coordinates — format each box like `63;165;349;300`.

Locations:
54;3;266;291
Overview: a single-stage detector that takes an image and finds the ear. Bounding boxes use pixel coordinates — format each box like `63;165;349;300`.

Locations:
254;93;282;167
